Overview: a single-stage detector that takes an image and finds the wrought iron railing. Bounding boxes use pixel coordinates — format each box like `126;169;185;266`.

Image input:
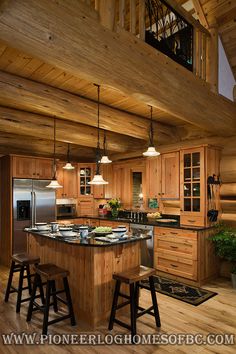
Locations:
145;0;193;71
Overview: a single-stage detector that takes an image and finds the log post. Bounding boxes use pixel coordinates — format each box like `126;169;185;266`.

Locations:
206;25;219;94
130;0;136;35
139;0;146;41
96;0;116;31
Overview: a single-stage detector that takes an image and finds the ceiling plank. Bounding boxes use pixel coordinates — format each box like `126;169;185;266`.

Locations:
0;105;143;152
192;0;209;28
0;0;235;136
0;70;176;143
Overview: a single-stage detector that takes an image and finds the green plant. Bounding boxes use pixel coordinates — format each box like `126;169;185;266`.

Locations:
107;198;121;210
210;224;236;273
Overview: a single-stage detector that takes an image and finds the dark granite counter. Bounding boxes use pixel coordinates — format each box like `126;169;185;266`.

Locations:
25;229;151;247
57;215;212;231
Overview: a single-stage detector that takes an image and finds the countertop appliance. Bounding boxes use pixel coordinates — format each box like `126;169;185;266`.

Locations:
130;224;154;267
13;179;56;254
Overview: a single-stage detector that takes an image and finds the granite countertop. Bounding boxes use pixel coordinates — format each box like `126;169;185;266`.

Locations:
57;215;212;231
25;229;151;247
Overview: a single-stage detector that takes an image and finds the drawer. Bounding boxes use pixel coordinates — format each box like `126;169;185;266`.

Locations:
156;238;197;260
154;252;198;280
180;215;205;227
154;227;197;239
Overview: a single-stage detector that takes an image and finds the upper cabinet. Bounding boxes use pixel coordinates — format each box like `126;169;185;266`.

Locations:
78;164;94;197
146;157;161;198
12;156;53;179
93;164;113;199
56;162;78;199
161;152;179;199
180;146;221;227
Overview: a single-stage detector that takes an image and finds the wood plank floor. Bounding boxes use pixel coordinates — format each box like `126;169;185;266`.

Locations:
0;265;235;353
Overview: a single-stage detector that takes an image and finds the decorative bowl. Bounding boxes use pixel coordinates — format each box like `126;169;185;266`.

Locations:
35;223;49;231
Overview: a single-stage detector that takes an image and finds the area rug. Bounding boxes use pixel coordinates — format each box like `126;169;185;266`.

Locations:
141;275;217;306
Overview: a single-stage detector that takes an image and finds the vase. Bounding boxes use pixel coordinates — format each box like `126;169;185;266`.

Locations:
111;208;119;219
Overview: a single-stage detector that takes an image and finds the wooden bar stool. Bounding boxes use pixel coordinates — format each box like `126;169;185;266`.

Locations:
109;265;161;339
27;263;76;335
5;253;43;313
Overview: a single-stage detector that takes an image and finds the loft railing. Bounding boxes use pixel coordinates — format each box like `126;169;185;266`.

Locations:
88;0;211;83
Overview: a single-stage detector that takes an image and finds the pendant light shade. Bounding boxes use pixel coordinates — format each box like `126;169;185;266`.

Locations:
46;118;63;189
143;105;160;157
63;144;75;170
100;130;112;164
89;84;108;185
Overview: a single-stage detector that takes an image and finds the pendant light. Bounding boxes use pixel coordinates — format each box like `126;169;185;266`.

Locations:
63;143;75;170
89;84;108;185
46;118;63;189
100;130;112;164
143;105;160;157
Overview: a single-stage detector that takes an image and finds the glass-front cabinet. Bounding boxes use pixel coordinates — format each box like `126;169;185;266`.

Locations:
78;165;93;196
180;147;205;226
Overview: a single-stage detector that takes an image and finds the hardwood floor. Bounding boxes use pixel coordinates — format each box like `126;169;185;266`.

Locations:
0;265;235;353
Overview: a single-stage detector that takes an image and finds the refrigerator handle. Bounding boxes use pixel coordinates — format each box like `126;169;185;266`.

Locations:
31;191;34;228
34;191;37;224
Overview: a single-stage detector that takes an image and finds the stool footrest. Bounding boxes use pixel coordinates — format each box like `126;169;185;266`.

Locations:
114;319;131;331
116;300;130;310
138;283;151;291
48;314;71;326
50;289;65;296
137;305;154;318
56;296;67;305
118;292;130;300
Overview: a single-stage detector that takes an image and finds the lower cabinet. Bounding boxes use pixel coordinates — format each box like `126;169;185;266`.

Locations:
154;227;218;285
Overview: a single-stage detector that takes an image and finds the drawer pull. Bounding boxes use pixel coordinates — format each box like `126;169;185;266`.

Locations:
188;220;196;223
171;264;178;268
170;245;178;249
170;232;178;235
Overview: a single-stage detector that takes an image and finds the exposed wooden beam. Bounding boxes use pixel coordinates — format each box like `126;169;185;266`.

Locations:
0;131;95;162
0;0;235;135
192;0;209;29
0;70;176;143
0;106;142;152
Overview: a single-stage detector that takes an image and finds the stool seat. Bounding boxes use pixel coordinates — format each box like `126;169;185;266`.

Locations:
35;263;69;280
113;265;156;284
12;253;40;265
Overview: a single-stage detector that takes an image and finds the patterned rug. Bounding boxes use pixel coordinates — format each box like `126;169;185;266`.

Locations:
141;275;217;306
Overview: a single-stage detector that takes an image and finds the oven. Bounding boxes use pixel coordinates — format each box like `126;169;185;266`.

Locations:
56;204;77;218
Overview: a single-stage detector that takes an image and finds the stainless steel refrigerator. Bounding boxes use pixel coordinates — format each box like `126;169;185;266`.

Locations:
13;179;56;254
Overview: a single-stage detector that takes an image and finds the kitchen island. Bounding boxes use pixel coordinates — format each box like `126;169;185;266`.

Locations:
26;230;150;328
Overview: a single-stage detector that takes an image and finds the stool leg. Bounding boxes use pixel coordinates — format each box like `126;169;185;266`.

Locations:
51;280;58;313
27;273;40;322
16;266;25;313
130;283;137;338
26;264;32;295
5;261;15;302
135;281;140;319
38;277;45;305
42;281;51;335
149;276;161;328
108;280;121;330
63;277;76;326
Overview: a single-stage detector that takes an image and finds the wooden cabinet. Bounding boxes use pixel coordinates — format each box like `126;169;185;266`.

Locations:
83;218;100;227
153;227;219;285
12;156;53;179
146;157;161;198
113;164;131;208
78;197;94;216
78;164;94;197
56;162;77;199
161;152;179;199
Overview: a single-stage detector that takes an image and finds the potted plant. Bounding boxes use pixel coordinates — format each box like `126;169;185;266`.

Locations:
210;224;236;288
107;198;121;219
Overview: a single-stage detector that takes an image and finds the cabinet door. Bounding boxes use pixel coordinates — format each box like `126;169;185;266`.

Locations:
113;165;131;208
146;157;161;198
35;159;53;179
103;164;113;199
12;156;35;178
161;152;179;199
78;164;94;197
78;198;94;216
63;167;78;198
93;165;105;199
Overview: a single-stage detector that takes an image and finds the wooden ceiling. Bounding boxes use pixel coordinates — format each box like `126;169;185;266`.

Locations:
179;0;236;79
0;0;235;161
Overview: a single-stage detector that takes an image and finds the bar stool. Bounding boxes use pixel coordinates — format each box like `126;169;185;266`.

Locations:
27;263;76;335
5;253;43;313
109;265;161;339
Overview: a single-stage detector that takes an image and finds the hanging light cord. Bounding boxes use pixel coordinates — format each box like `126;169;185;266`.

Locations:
53;117;56;178
67;143;70;163
149;105;154;147
103;129;107;155
94;84;101;175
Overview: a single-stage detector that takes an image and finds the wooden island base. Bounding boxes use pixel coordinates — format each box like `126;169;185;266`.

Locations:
27;233;141;328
